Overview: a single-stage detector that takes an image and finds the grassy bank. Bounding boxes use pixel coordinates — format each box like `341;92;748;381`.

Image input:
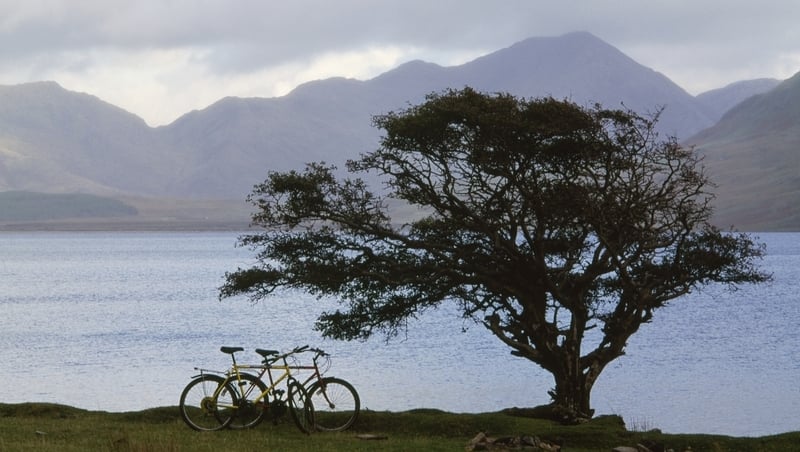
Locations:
1;403;798;451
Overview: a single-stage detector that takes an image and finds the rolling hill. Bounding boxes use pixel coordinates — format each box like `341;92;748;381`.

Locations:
0;191;137;221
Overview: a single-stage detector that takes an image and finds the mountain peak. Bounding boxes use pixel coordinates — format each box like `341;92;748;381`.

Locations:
1;80;62;91
0;80;67;102
451;32;706;138
503;31;621;57
525;30;606;45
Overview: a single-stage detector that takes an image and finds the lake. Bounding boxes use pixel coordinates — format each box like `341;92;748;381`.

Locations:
1;231;798;437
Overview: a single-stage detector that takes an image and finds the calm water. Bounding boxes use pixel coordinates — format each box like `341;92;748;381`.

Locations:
1;231;798;436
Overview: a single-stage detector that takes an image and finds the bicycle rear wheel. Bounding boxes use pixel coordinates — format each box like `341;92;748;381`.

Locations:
306;377;360;431
225;373;269;429
287;380;314;434
179;374;237;431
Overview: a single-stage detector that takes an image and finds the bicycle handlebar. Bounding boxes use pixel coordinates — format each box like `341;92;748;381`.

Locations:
274;344;308;360
234;344;329;364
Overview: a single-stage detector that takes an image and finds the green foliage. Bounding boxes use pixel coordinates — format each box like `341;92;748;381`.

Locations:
222;87;770;418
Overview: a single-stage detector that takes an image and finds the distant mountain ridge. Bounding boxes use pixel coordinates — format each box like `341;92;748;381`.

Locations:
695;78;782;122
0;32;794;229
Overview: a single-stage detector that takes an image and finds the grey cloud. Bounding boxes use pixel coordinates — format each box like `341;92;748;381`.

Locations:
2;1;798;54
0;1;567;73
1;0;798;91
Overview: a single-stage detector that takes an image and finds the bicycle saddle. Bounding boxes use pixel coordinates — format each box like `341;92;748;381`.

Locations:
255;348;279;358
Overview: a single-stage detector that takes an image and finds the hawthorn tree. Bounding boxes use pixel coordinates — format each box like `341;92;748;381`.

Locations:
220;88;769;421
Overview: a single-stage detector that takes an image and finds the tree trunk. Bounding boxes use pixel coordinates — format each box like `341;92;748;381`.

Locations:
550;367;594;423
547;306;595;423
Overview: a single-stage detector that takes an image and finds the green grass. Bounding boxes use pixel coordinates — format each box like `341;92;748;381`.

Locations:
1;403;798;451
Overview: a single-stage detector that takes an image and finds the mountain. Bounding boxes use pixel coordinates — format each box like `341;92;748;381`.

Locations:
687;72;800;230
449;32;714;137
0;81;182;196
155;32;718;197
0;32;718;200
158;78;382;197
695;78;782;122
0;32;796;229
364;31;716;137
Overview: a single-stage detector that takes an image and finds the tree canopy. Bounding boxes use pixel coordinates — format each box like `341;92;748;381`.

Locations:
220;87;769;421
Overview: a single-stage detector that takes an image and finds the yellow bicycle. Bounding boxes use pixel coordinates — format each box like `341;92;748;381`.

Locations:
179;346;313;433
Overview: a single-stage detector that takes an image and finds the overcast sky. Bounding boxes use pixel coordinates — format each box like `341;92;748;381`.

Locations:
1;0;798;126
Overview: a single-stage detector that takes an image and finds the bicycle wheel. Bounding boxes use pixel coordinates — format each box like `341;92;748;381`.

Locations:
225;373;269;429
306;377;360;431
287;379;314;434
179;374;237;431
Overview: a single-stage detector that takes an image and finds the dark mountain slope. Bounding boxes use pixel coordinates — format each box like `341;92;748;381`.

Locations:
688;72;800;230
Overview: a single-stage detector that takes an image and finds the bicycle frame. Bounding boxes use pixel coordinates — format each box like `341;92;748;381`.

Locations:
295;351;336;406
217;352;297;409
252;348;335;404
227;347;336;411
229;363;293;403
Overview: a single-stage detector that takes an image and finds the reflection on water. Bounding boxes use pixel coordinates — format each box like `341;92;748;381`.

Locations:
1;231;798;436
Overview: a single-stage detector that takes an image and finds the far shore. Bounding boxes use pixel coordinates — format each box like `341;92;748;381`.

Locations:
0;217;251;232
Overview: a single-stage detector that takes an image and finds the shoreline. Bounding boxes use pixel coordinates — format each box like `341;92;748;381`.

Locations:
0;218;251;232
3;401;798;438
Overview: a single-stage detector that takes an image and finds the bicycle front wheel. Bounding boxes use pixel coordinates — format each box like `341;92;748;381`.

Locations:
225;373;268;430
287;380;314;434
306;377;360;431
179;374;237;431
